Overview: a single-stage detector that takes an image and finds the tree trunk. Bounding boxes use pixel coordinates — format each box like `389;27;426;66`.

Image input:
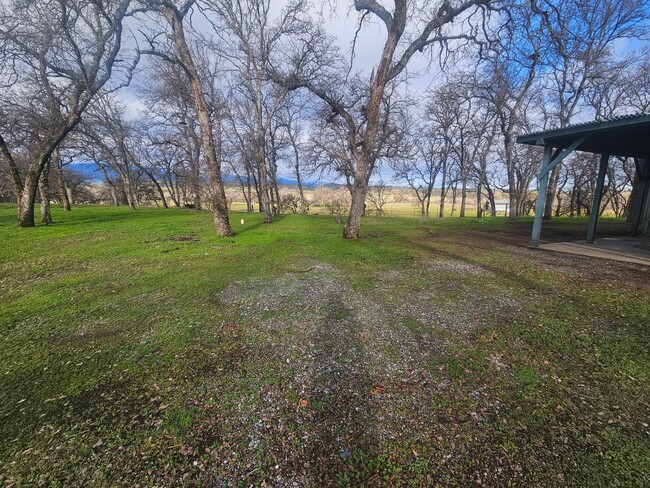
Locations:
544;165;561;220
17;179;37;227
132;177;141;206
164;174;180;207
425;190;432;218
476;183;483;218
274;182;281;214
112;153;137;209
487;188;496;217
193;178;202;210
15;123;81;226
147;170;168;208
256;144;272;223
270;157;281;215
505;138;519;221
165;6;233;236
110;185;119;206
459;174;467;218
192;136;202;210
450;183;458;217
53;150;72;211
123;178;137;209
39;160;53;224
236;174;251;212
268;181;276;214
342;15;402;239
253;174;263;213
294;146;307;214
258;169;272;222
577;189;583;216
246;167;254;212
174;179;182;207
343;177;368;239
439;171;446;218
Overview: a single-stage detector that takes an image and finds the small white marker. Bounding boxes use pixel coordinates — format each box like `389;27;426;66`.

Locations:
240;219;245;224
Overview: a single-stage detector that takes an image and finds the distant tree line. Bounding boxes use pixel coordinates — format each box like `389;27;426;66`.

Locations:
0;0;648;236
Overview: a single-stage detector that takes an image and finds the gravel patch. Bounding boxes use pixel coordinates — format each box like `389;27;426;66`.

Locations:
208;258;521;483
419;259;495;277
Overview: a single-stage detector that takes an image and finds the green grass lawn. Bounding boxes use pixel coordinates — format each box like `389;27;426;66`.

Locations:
0;204;648;486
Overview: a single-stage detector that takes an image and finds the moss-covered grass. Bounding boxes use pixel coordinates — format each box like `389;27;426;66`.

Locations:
0;204;648;486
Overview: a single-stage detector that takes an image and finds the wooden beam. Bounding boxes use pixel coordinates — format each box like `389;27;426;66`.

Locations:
586;154;609;243
531;146;553;248
539;136;589;178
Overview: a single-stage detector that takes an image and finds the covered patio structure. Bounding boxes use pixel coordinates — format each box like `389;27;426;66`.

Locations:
517;113;650;250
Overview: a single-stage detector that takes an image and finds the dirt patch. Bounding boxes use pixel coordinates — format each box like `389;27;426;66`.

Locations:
422;223;649;292
170;235;200;242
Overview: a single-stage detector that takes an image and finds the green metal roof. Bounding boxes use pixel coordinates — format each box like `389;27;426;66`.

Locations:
517;113;650;159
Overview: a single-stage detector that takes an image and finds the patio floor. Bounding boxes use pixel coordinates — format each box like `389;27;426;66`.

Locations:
538;236;650;267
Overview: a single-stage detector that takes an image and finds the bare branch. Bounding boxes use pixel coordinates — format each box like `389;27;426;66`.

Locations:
354;0;393;30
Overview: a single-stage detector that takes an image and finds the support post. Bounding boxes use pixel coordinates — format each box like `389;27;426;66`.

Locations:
586;154;609;243
629;159;649;236
531;146;553;248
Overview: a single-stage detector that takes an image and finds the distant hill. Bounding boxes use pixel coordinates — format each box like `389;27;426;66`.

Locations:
270;176;321;187
70;162;328;188
68;163;104;181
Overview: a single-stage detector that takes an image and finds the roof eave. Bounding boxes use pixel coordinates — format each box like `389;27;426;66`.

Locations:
516;113;650;147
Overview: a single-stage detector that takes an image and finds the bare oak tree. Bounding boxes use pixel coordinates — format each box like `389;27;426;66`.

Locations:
275;0;499;238
474;0;542;221
0;0;134;226
391;120;444;218
205;0;310;223
140;0;234;236
140;60;206;209
278;93;309;214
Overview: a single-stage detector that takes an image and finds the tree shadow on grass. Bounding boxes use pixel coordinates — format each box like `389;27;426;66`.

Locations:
233;214;289;235
307;292;378;485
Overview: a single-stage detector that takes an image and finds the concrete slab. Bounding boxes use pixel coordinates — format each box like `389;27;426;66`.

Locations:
538;236;650;267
